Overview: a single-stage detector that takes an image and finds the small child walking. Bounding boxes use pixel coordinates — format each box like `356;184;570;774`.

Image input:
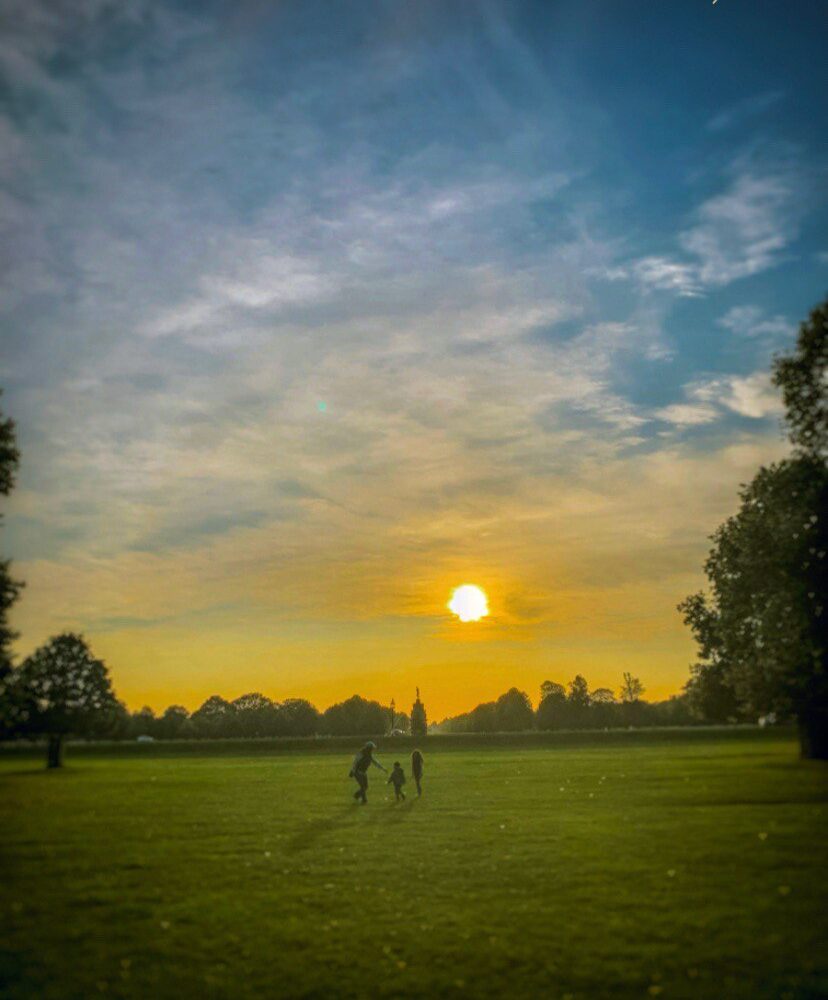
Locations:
387;761;406;801
411;749;424;797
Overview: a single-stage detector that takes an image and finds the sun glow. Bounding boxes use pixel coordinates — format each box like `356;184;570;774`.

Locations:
448;584;489;623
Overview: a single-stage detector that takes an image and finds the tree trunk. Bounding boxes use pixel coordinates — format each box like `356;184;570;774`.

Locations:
47;734;63;769
797;709;828;760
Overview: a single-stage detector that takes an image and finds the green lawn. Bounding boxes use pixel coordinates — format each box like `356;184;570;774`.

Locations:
1;731;826;999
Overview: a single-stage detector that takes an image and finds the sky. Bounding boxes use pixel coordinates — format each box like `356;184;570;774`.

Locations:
1;0;827;718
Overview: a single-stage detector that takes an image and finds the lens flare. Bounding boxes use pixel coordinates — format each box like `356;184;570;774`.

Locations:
448;584;489;622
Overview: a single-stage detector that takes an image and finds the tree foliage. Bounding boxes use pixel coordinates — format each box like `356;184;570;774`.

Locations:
0;391;22;676
680;298;828;758
279;698;321;737
230;692;275;737
494;687;534;731
440;676;690;733
322;694;388;736
679;457;827;752
772;299;827;459
536;680;567;730
619;673;645;704
157;705;189;739
12;633;120;766
683;658;742;724
191;695;235;737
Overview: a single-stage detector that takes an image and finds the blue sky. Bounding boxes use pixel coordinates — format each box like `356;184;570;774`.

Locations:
1;0;826;712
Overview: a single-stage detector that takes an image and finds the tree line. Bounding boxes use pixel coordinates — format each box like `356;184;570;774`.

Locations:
0;633;430;766
436;674;696;733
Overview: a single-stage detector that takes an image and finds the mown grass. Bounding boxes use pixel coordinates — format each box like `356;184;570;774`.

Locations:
1;731;825;999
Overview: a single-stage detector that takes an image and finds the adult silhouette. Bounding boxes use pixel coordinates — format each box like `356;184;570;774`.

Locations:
349;740;387;803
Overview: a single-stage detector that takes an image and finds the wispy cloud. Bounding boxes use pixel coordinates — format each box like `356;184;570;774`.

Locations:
693;372;784;420
717;304;794;339
680;173;797;286
657;371;784;427
628;257;702;298
609;166;802;299
706;91;786;133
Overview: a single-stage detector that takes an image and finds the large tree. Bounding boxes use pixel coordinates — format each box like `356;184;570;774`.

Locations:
679;594;742;723
494;687;534;732
619;673;645;704
772;299;827;459
231;692;276;737
13;633;120;767
680;457;827;755
322;694;388;736
278;698;320;737
0;392;22;680
157;704;190;739
566;674;591;728
191;695;235;737
536;680;567;730
679;300;828;758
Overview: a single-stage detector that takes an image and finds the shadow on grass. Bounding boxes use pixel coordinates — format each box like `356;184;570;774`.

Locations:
286;798;418;851
286;807;356;852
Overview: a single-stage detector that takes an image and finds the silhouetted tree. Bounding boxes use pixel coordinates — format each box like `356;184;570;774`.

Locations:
469;701;497;732
495;687;534;731
566;675;591;728
536;680;567;730
619;673;645;703
322;695;387;736
0;392;22;732
680;458;827;754
13;634;120;767
191;695;235;737
157;704;189;739
590;687;618;727
680;300;827;757
411;687;428;737
278;698;320;736
650;694;694;726
131;705;157;737
568;674;590;705
772;299;827;459
618;673;647;725
105;700;132;740
679;600;741;723
437;705;477;733
231;692;276;737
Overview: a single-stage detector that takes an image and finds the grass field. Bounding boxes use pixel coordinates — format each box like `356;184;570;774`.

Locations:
1;730;826;999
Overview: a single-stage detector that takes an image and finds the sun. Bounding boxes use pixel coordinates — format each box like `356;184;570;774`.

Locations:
448;584;489;622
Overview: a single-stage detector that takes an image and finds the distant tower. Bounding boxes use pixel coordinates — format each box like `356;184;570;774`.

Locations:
411;687;427;737
389;697;396;733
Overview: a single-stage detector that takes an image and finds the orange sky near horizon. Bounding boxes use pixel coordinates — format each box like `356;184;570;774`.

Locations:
80;607;698;719
9;434;786;719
